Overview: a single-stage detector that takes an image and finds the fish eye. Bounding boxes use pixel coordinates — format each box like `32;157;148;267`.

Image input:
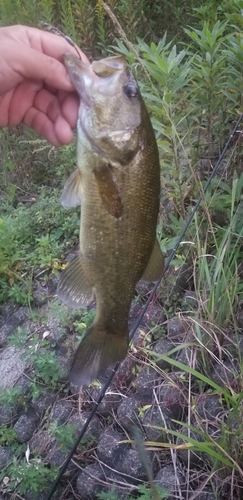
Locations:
124;83;137;98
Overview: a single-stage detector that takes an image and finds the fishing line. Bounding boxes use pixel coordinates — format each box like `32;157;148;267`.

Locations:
45;111;243;500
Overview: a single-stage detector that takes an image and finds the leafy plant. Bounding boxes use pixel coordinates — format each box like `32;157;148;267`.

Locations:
8;327;64;390
49;420;76;452
0;456;58;498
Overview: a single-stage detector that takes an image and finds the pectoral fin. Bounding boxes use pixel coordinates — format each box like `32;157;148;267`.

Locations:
57;254;94;309
93;165;123;218
142;239;164;282
61;169;83;208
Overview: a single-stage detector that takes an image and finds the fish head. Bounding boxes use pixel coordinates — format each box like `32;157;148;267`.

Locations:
63;53;145;163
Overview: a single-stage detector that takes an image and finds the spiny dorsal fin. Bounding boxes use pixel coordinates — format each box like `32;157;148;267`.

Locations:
93;165;123;218
61;169;83;209
57;254;94;309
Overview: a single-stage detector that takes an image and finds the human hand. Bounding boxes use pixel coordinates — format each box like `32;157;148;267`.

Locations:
0;25;89;146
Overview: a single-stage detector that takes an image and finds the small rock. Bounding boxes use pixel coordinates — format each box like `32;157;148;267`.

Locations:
222;333;243;357
194;489;217;500
47;315;66;343
119;448;155;481
136;281;155;298
47;274;59;296
152;339;175;370
76;463;105;500
167;316;186;340
0;403;15;425
30;430;55;456
142;404;174;442
195;394;224;421
176;345;194;367
69;411;102;442
143;303;165;329
32;282;48;307
97;429;128;468
31;390;56;415
155;465;184;500
236;310;243;331
132;327;151;348
24;489;51;500
173;263;193;292
48;446;77;476
0;446;13;470
114;355;137;388
135;366;160;400
117;397;141;431
194;394;223;440
141;384;182;445
0;346;27;389
0;302;19;324
91;387;122;416
176;426;212;468
50;400;72;425
129;299;145;324
211;359;240;390
101;469;133;499
181;290;199;312
0;306;29;347
156;382;184;421
55;352;71;381
14;374;32;398
14;411;39;443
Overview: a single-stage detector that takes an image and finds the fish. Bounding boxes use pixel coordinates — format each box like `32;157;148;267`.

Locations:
57;53;164;386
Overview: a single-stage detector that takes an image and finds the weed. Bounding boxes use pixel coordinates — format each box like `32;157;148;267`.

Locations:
0;188;80;305
0;456;58;498
0;387;23;407
8;326;64;390
49;420;76;452
97;483;168;500
0;426;18;447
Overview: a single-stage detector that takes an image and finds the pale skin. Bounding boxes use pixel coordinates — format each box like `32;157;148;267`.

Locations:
0;25;89;146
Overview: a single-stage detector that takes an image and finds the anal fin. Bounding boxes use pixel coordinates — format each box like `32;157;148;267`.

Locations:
57;254;94;309
141;239;164;282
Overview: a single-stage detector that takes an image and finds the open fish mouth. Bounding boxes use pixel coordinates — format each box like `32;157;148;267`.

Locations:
63;53;127;103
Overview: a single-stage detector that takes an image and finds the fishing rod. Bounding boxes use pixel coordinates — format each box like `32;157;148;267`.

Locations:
45;111;243;500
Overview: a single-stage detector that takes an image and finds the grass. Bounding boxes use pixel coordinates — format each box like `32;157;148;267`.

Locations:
1;0;243;499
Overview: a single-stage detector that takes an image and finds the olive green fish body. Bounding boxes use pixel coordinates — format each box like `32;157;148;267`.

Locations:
57;54;163;385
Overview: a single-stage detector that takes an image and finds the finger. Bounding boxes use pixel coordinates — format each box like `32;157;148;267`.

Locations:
57;91;79;129
23;106;70;146
8;81;41;126
25;26;89;64
17;48;77;92
34;88;78;135
23;88;75;145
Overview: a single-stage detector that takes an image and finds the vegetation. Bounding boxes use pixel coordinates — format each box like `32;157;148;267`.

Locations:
1;0;243;499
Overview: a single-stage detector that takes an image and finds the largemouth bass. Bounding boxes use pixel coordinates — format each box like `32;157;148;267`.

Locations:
57;54;164;386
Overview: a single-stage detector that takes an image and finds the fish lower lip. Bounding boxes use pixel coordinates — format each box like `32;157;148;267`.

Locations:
105;129;133;137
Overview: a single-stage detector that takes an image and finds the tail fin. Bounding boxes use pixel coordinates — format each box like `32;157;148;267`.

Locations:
70;323;128;386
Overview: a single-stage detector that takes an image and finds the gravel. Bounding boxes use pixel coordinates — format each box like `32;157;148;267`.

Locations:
0;294;242;500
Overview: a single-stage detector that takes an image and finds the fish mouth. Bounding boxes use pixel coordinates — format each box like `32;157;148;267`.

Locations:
63;53;127;102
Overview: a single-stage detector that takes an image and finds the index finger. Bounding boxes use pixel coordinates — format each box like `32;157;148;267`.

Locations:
25;26;89;63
